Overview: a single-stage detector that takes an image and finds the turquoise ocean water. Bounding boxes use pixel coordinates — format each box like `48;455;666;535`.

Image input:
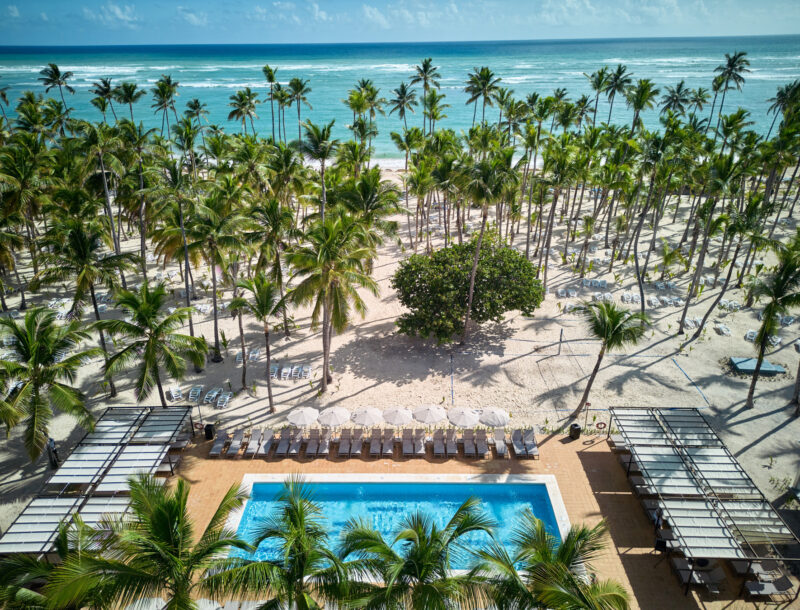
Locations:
1;37;798;159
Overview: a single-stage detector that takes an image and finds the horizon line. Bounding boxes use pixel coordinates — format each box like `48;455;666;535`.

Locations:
1;32;799;50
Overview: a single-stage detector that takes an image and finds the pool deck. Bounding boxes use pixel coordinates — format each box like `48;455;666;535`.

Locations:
176;432;780;610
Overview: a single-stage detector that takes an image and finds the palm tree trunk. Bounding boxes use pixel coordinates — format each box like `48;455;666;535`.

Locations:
269;88;275;141
297;102;302;142
692;241;742;339
154;365;166;407
460;204;488;345
98;154;121;256
90;284;116;397
177;198;196;342
745;339;767;408
210;259;222;362
320;297;331;392
264;324;275;413
575;345;605;416
238;307;247;390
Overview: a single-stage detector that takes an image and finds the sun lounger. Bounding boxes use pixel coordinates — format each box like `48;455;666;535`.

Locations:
280;366;291;381
305;429;319;457
226;429;245;458
249;348;261;362
245;429;263;457
511;429;526;458
414;429;426;457
744;330;757;342
556;288;566;298
446;429;458;457
288;428;303;456
632;293;641;304
582;278;591;288
493;429;508;459
567;288;577;298
523;429;539;459
168;386;182;401
318;429;331;457
235;351;244;364
256;429;273;457
188;385;203;402
463;430;476;458
590;279;600;288
369;429;382;456
745;575;793;599
275;429;291;457
402;429;414;457
270;364;279;379
204;387;222;403
216;392;232;409
433;429;445;458
382;429;395;457
209;429;229;458
291;365;302;380
301;365;311;379
475;429;488;459
338;429;351;457
350;429;364;457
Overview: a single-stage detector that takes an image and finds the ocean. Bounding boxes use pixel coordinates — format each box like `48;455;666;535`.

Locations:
1;36;798;160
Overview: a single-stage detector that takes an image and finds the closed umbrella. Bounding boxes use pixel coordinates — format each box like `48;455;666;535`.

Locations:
414;405;446;425
287;407;318;427
449;407;479;428
480;408;509;427
383;407;413;426
318;406;350;427
352;407;383;427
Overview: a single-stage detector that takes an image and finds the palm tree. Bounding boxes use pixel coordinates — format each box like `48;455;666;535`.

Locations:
625;79;660;133
713;51;750;135
660;80;691;115
389;81;418;129
410;57;441;134
574;302;649;416
465;66;502;126
689;87;710;114
228;87;260;135
287;214;378;392
263;64;278;141
745;243;800;409
113;81;146;121
300;119;339;222
0;308;100;461
585;66;610;125
0;76;10;123
31;218;138;398
339;496;493;609
289;77;313;142
604;64;632;123
47;474;251;609
229;274;281;412
38;63;74;109
765;80;800;139
90;77;117;122
98;281;206;406
478;511;629;609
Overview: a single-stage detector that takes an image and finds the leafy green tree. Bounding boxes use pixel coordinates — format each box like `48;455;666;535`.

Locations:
392;240;543;344
98;281;206;406
0;308;100;461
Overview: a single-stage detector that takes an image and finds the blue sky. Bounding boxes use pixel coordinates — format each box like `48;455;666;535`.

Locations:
2;0;800;45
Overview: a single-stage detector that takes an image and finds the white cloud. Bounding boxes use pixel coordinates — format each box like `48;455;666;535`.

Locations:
82;3;139;28
309;2;329;21
273;1;295;9
256;2;301;24
7;4;18;17
177;5;208;26
362;4;389;28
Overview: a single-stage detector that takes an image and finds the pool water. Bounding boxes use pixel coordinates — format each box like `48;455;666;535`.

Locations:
232;482;561;569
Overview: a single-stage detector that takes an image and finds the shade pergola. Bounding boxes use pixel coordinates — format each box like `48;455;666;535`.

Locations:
45;444;122;489
132;408;191;444
0;497;83;555
95;445;170;494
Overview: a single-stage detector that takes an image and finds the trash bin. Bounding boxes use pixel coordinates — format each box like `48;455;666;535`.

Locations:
569;423;582;440
204;423;215;440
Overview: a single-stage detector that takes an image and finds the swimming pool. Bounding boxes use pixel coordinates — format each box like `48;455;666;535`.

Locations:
229;474;570;569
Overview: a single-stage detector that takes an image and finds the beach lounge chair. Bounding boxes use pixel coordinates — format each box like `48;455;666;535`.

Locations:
582;278;591;288
433;429;445;458
301;365;311;379
782;315;795;326
168;386;182;402
599;280;608;289
369;428;382;456
684;318;696;329
567;288;577;298
590;279;600;288
744;575;794;600
245;429;263;457
510;429;526;458
350;428;364;457
216;392;232;409
338;429;351;457
188;385;203;402
204;387;222;403
288;428;303;456
305;429;320;457
414;429;426;457
621;292;631;304
556;288;566;298
275;429;291;457
382;429;395;457
523;429;540;459
318;429;331;458
291;365;302;380
446;429;459;457
632;293;641;304
475;429;488;459
744;329;757;342
235;351;245;364
603;292;613;302
226;429;245;458
257;430;274;457
655;281;665;291
463;430;476;458
402;429;414;457
209;429;229;458
280;366;291;381
270;364;279;379
494;429;509;459
769;335;782;347
249;348;260;362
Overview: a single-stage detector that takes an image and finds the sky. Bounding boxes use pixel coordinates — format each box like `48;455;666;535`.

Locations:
1;0;800;46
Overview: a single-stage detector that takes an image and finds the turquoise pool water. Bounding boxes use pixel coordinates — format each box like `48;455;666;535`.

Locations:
233;481;561;569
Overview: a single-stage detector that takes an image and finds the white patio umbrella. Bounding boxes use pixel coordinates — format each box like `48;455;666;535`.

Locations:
352;407;383;427
414;405;446;425
449;407;480;428
318;406;351;427
287;407;318;427
383;407;413;426
480;407;510;427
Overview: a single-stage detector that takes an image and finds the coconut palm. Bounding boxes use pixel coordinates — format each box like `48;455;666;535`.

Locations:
604;64;632;124
465;66;502;126
585;66;610;125
289;77;313;142
478;511;629;609
713;51;750;134
410;57;441;134
113;81;146;121
0;308;100;461
228;87;260;135
0;76;10;123
38;63;74;109
624;79;660;133
300;119;339;222
47;474;251;609
765;80;800;139
574;302;649;416
98;281;206;406
339;496;494;609
660;80;691;115
744;241;800;409
263;64;278;141
287;214;378;392
89;77;117;122
389;82;418;129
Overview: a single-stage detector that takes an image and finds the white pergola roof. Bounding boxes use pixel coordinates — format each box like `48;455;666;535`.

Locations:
610;408;670;446
79;496;131;527
0;497;82;554
94;445;169;493
131;408;190;444
46;444;122;487
629;445;703;496
658;499;747;559
82;408;147;445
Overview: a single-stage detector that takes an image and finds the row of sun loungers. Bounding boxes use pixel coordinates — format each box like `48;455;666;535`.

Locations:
209;427;540;460
744;330;781;346
235;348;261;364
647;295;685;308
270;363;312;380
